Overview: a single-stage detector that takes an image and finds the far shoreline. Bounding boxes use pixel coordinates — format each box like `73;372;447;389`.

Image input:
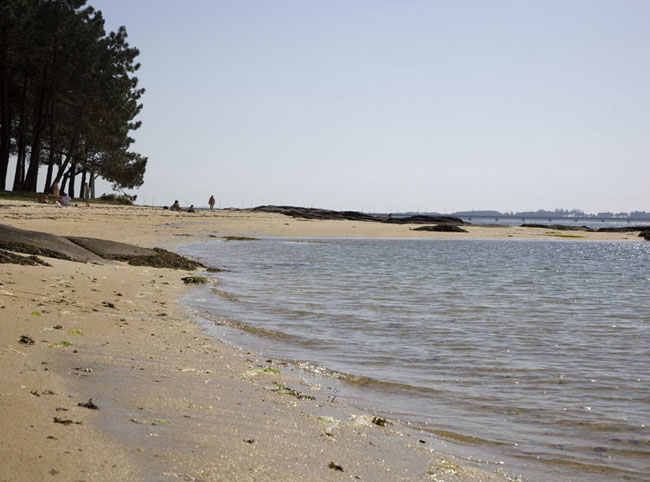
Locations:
1;199;647;243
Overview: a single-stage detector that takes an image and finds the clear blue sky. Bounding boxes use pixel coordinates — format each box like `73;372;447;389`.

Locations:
90;0;649;213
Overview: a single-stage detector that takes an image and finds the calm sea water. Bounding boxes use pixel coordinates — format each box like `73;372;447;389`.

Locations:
179;238;650;481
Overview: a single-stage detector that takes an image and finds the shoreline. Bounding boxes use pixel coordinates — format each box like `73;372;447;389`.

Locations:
0;201;645;244
1;201;646;481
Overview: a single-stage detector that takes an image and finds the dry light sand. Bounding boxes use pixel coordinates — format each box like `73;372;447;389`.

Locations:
0;201;641;481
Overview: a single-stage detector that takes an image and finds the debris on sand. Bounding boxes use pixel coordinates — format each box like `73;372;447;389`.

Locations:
78;399;99;410
53;417;82;425
222;236;260;241
328;462;344;472
372;416;388;427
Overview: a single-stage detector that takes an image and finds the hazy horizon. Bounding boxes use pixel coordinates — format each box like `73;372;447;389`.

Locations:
45;1;650;213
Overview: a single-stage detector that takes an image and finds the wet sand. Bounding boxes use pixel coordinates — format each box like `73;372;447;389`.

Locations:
0;201;642;481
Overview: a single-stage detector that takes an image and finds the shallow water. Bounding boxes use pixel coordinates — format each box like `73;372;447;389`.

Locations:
180;238;650;481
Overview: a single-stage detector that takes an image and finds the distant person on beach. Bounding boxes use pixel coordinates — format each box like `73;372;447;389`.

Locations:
83;183;90;207
170;200;182;211
187;205;196;213
209;195;215;210
52;181;60;198
37;194;49;203
60;192;72;206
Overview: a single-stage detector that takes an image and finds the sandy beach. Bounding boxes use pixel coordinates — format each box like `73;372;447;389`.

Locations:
0;201;643;482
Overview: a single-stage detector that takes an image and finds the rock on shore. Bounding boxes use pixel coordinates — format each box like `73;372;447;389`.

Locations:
252;205;466;225
412;225;468;233
0;224;205;269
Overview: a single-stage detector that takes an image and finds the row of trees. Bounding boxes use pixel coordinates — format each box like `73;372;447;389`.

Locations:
0;0;146;198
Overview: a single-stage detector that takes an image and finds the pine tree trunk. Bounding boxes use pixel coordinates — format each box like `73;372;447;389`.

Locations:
0;27;11;190
79;169;86;198
44;82;56;193
68;162;76;198
53;132;76;186
60;169;69;195
12;151;25;191
23;64;50;192
12;130;26;190
53;101;84;188
12;65;29;191
43;37;59;194
90;172;97;198
44;155;55;193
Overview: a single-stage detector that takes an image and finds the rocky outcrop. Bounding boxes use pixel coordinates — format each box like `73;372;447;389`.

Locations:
252;206;466;225
0;224;206;269
382;214;465;225
521;224;594;232
253;206;378;222
66;236;158;259
0;224;105;263
597;226;650;233
66;236;206;269
412;225;468;233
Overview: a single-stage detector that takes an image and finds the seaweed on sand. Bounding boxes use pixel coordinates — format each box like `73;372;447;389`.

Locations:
221;236;260;241
0;241;71;261
113;247;205;270
182;276;208;285
272;382;315;400
53;417;82;425
78;399;99;410
0;249;51;266
48;341;72;348
372;416;388;426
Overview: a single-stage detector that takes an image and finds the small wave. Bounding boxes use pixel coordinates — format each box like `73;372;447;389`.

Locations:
197;309;315;345
512;453;647;481
421;427;513;447
211;288;238;302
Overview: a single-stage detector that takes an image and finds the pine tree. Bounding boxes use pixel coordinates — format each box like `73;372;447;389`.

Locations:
0;0;147;195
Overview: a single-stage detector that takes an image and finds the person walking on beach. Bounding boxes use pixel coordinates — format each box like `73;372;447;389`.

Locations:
83;183;91;207
52;181;60;198
209;195;215;210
